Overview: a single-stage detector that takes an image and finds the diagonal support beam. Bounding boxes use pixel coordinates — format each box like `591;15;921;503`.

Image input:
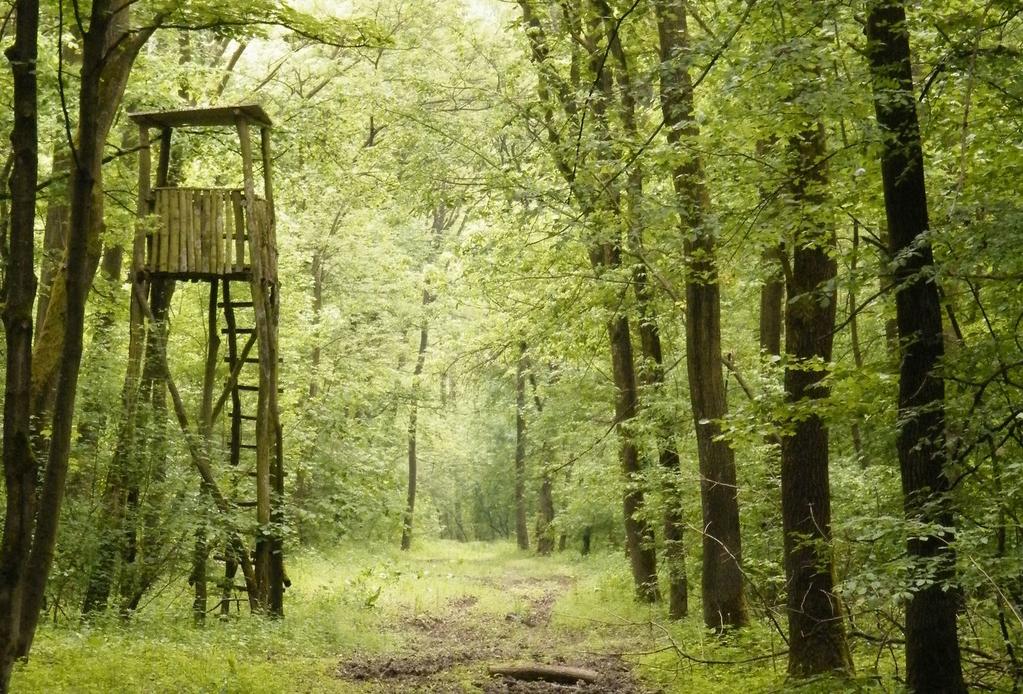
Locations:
211;332;257;424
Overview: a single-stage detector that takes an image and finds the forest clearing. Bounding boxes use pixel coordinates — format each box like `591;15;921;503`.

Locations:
13;541;852;692
1;0;1022;692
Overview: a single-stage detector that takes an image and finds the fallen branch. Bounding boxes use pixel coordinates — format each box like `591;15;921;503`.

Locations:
488;664;599;684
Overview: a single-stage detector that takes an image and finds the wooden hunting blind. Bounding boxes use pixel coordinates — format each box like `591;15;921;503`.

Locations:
128;104;285;615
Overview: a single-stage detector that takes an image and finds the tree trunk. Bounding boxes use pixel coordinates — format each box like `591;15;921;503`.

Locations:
515;0;661;602
654;0;747;630
0;0;40;687
535;472;556;556
34;147;70;339
597;0;686;615
17;0;112;658
76;244;123;448
191;280;221;623
28;0;153;451
781;122;852;677
605;306;660;603
629;215;687;618
759;246;784;356
527;365;556;556
400;291;431;551
865;3;965;691
515;343;530;550
118;279;174;613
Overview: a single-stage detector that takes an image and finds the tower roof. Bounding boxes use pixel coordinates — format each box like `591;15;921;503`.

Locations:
128;104;272;129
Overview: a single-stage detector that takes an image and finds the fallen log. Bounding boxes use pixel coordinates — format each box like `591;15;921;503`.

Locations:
487;663;599;684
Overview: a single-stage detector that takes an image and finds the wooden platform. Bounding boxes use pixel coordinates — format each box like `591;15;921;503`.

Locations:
142;187;277;282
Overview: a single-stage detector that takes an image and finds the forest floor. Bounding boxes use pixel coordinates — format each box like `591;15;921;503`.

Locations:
12;541;881;693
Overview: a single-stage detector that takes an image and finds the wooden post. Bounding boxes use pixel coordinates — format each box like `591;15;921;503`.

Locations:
261;126;285;614
199;190;210;275
232;191;245;271
134;126;151;278
156;128;172;187
224;191;234;273
239;118;285;616
237;118;273;611
168;192;179;273
213;192;224;275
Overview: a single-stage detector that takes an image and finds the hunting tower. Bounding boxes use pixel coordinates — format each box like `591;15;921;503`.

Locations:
128;105;285;615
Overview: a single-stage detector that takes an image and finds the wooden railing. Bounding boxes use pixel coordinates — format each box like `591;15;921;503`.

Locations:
144;187;276;280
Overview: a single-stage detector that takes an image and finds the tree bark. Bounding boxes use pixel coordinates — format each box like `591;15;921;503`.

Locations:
536;472;556;556
654;0;747;629
515;343;530;551
598;0;687;616
516;0;660;602
400;293;430;551
604;305;660;603
780;122;852;677
34;147;70;339
527;365;556;556
865;3;965;692
0;0;40;686
759;246;784;356
17;0;113;658
28;0;155;446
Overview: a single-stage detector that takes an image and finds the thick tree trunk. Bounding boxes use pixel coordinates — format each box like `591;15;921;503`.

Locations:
514;343;530;550
0;0;40;687
781;123;852;677
17;0;112;658
866;4;965;692
655;0;747;629
28;0;153;450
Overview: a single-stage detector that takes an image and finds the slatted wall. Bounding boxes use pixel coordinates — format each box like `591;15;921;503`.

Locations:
146;188;275;279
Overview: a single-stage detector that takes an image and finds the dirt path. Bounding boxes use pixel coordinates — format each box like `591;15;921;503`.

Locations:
334;567;657;693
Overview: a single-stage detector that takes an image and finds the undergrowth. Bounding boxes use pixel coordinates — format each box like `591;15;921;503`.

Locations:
13;540;902;693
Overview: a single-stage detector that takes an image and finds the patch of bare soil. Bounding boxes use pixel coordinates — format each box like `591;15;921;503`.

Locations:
335;573;657;693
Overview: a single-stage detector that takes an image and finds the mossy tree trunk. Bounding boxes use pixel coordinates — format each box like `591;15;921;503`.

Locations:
0;0;40;688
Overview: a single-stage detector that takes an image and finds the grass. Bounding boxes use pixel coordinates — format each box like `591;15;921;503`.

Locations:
12;540;902;693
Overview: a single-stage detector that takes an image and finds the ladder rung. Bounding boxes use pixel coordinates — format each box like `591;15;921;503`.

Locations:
222;327;255;335
235;500;258;507
238;444;258;450
219;301;254;308
235;384;284;393
229;413;258;421
224;357;283;364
